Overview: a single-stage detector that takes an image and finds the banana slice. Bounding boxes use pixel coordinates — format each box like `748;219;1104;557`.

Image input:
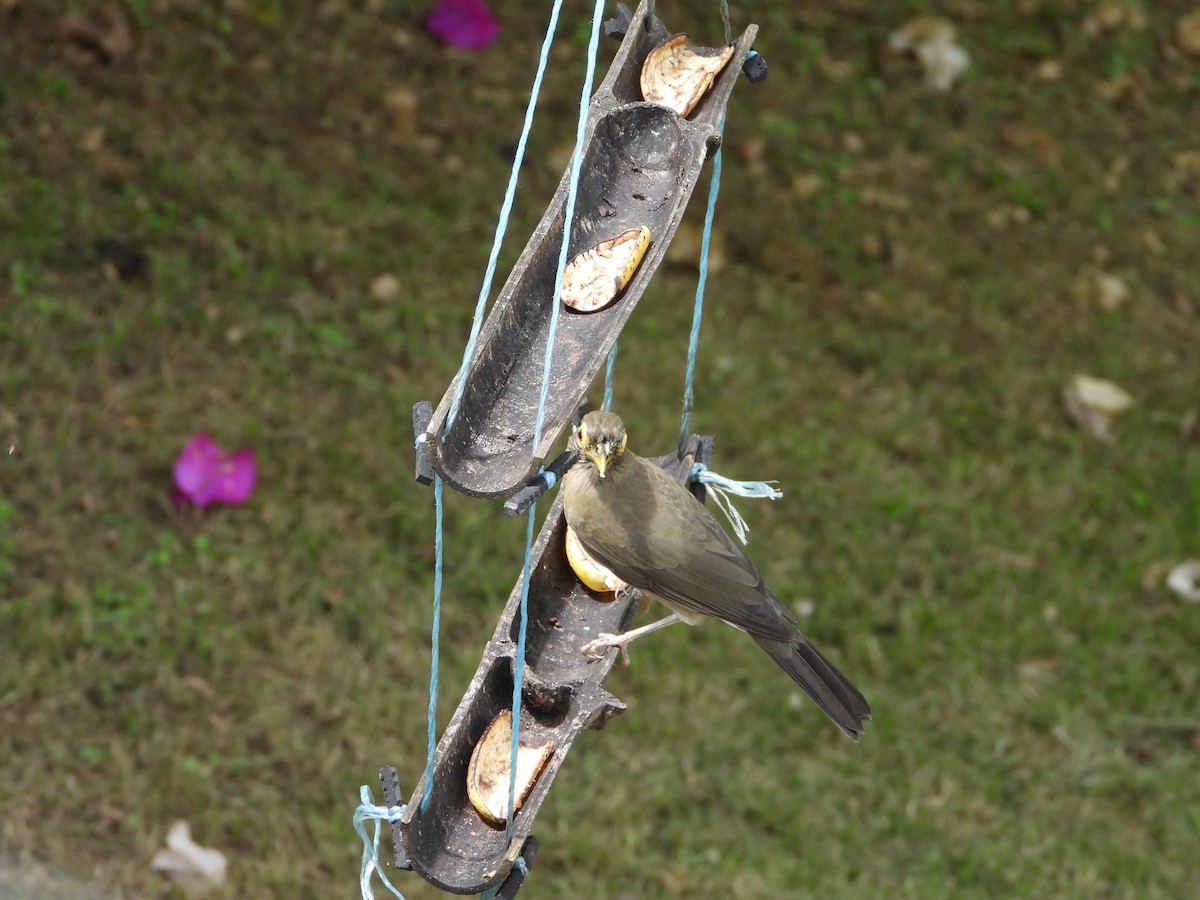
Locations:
561;226;651;313
565;524;627;594
641;35;735;117
467;710;554;828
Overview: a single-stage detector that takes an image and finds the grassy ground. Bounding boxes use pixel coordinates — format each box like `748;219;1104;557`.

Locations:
2;1;1199;897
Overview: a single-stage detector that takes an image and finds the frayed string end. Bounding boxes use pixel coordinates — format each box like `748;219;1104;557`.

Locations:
689;463;782;544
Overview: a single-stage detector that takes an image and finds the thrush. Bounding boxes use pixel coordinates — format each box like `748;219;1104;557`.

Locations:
561;410;871;740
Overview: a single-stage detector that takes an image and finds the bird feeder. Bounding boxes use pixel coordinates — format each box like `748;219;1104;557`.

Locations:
419;0;759;499
383;1;764;894
384;434;715;895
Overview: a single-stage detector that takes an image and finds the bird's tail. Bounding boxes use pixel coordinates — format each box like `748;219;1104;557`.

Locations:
753;634;872;741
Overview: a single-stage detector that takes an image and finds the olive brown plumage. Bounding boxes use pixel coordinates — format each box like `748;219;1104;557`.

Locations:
562;410;871;740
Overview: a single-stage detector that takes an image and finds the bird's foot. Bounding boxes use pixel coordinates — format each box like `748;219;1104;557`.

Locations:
581;632;632;667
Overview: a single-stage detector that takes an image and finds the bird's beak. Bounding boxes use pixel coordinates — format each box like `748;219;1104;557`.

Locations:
589;444;611;478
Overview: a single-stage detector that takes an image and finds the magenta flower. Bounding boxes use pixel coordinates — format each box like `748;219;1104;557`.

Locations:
425;0;498;50
173;433;256;508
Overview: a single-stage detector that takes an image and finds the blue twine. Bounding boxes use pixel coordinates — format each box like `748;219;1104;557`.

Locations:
539;470;557;490
689;463;781;545
421;474;444;812
445;0;569;434
510;0;608;836
418;0;569;853
678;113;726;445
508;506;537;839
532;0;606;453
354;786;406;900
602;342;618;411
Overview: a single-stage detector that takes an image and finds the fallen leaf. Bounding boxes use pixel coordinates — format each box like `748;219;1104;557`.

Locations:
59;4;134;63
1083;1;1146;37
384;85;419;138
1166;560;1200;603
1069;270;1130;311
889;17;971;92
1176;11;1200;56
369;273;401;301
151;821;227;895
1063;374;1134;442
425;0;498;51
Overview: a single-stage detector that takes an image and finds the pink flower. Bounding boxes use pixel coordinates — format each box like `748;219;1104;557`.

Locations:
425;0;498;50
173;433;256;508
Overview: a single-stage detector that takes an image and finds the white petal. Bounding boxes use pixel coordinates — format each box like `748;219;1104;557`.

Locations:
151;820;227;894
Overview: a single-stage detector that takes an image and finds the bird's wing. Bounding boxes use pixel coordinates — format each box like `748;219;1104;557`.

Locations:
576;455;796;642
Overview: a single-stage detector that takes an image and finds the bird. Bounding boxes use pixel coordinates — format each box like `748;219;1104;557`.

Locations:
561;409;872;740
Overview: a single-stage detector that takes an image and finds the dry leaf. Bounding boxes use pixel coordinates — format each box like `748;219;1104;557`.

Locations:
369;273;400;301
59;4;134;63
561;226;651;313
151;821;227;895
1083;1;1146;37
1179;12;1200;55
889;17;971;92
1166;560;1200;603
1069;270;1130;311
1063;374;1134;441
384;85;419;138
641;35;735;117
467;711;554;827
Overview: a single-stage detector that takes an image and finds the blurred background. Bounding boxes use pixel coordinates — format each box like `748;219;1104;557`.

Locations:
2;1;1198;897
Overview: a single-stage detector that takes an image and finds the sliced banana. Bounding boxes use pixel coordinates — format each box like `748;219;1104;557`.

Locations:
467;710;554;828
565;524;627;594
640;35;735;117
561;226;651;313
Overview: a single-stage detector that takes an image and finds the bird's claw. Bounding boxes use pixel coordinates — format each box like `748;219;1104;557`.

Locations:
581;632;631;667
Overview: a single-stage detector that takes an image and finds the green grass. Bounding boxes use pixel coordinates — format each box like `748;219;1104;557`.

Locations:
2;2;1199;898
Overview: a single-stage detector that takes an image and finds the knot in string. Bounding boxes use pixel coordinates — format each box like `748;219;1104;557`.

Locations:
689;463;782;545
354;786;406;900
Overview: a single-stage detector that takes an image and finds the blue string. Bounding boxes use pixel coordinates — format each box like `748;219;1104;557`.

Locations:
602;342;618;410
421;0;568;849
504;0;604;844
689;462;782;544
532;0;607;452
510;0;608;835
507;506;537;838
354;786;406;900
445;0;568;433
421;474;444;812
679;113;726;445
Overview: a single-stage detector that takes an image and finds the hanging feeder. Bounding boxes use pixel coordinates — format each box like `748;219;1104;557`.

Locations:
418;0;760;499
382;433;714;895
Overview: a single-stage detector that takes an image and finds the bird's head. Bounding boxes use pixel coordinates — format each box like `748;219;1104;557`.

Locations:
571;410;627;479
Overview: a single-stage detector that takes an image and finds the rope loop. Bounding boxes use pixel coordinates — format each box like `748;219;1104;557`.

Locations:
354;786;407;900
